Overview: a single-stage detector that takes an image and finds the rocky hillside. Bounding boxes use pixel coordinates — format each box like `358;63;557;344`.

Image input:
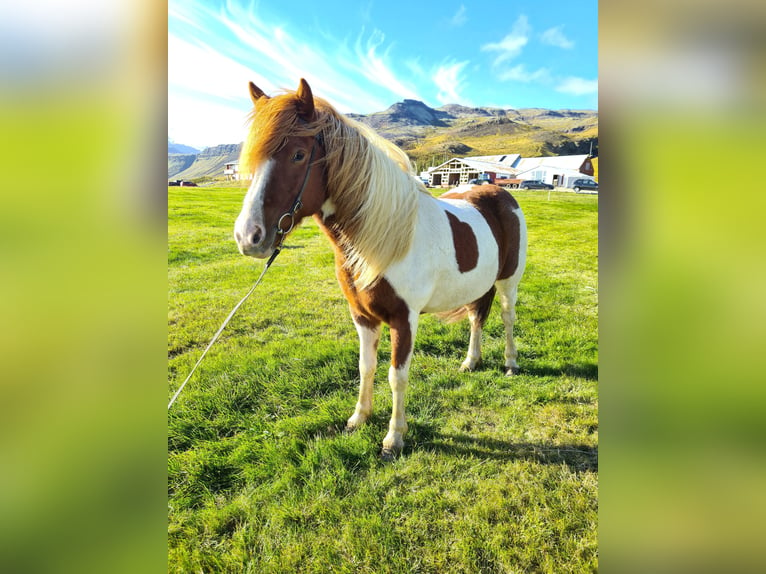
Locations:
353;101;598;171
169;100;597;180
168;143;241;180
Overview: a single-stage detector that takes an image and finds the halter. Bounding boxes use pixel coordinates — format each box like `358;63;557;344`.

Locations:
273;132;323;252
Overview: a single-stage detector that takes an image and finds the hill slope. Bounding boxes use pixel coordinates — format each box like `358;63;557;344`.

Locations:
168;100;597;180
169;143;241;180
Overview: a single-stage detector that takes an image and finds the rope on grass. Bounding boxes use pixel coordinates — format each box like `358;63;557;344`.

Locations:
168;248;281;410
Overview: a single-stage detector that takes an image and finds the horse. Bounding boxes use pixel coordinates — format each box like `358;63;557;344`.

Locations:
234;79;527;459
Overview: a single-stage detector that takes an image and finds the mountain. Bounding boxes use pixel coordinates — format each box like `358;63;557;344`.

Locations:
168;143;241;180
168;100;597;181
349;100;597;170
168;140;200;155
353;99;452;130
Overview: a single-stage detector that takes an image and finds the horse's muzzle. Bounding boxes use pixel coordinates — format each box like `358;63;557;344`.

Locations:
234;225;272;258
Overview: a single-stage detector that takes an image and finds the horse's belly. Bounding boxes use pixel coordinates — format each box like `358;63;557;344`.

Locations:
420;261;497;313
385;197;500;313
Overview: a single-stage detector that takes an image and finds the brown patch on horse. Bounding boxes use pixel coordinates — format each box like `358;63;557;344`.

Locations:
316;214;413;368
441;185;521;280
445;212;479;273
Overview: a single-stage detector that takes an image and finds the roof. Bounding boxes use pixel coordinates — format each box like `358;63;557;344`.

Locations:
466;154;521;167
514;154;589;171
428;154;590;178
461;157;518;176
429;156;519;176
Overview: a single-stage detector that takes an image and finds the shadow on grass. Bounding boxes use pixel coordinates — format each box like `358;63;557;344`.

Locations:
407;422;597;472
522;361;598;381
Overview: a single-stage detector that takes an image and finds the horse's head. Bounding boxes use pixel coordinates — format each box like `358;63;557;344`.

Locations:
234;78;326;258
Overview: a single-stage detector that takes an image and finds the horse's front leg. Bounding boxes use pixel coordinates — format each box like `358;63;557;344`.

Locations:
381;311;418;460
346;317;381;431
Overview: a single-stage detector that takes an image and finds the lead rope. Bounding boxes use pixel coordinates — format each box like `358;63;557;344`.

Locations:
168;136;320;410
167;246;281;410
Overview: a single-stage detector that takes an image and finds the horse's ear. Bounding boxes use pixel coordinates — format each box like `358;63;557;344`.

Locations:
249;81;267;105
295;78;315;121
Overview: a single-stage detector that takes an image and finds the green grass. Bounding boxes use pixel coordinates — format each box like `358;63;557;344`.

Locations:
168;187;598;573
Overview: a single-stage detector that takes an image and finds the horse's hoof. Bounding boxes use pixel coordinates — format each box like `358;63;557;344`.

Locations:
380;447;400;462
345;421;364;434
459;359;481;372
505;366;520;376
345;413;367;432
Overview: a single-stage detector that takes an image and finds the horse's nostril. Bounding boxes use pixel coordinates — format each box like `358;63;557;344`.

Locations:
251;230;262;245
235;231;242;243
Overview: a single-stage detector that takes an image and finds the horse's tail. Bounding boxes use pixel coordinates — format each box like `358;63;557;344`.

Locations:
435;286;496;325
435;306;469;324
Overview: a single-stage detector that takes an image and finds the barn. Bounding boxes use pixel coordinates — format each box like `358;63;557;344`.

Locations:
424;153;594;188
425;154;520;187
513;155;594;188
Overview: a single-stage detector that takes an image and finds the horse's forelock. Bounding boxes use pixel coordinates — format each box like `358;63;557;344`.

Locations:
240;92;325;175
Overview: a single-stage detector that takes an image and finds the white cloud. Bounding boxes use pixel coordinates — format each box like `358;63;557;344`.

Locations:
540;26;574;49
450;5;467;27
168;35;266;102
405;58;426;78
195;6;392;112
556;77;598;95
433;60;470;105
498;64;551;84
167;93;250;149
354;29;424;102
481;15;530;66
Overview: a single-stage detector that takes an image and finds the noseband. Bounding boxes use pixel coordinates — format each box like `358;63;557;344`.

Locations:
274;132;323;249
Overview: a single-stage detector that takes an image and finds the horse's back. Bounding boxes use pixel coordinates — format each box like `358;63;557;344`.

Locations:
439;184;525;281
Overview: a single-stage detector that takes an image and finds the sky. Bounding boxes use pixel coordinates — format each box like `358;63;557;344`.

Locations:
169;0;598;150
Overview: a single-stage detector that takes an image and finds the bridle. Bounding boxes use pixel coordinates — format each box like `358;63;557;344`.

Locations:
272;131;323;254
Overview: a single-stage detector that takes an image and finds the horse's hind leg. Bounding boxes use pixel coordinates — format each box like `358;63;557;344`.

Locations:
496;278;521;375
459;287;496;372
347;318;381;431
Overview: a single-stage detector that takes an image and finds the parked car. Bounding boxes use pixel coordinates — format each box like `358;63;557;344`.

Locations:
168;179;198;187
519;180;554;190
572;178;598;192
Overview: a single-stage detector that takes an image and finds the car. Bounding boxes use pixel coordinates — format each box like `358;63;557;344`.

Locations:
572;178;598;192
519;180;554;190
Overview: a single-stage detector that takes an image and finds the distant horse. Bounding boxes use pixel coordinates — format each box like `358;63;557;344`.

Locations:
234;79;527;458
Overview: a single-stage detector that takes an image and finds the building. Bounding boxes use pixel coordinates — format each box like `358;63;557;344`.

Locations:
425;154;520;187
513;155;594;188
224;162;240;181
425;154;594;188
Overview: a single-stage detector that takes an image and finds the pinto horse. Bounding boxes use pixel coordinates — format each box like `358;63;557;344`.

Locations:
234;79;527;458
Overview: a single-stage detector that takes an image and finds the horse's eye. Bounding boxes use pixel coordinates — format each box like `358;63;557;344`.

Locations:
292;150;305;162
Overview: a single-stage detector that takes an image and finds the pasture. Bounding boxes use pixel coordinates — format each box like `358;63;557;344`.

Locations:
168;187;598;573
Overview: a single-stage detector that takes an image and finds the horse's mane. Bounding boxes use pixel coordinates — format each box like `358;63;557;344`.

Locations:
240;89;428;289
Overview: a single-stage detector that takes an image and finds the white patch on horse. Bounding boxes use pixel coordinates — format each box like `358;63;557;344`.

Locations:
320;197;336;220
234;158;274;256
383;194;499;314
448;183;475;193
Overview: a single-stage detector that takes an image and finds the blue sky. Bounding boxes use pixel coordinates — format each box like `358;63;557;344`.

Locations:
169;0;597;149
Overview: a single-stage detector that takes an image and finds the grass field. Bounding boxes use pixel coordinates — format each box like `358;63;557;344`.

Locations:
168;187;598;573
